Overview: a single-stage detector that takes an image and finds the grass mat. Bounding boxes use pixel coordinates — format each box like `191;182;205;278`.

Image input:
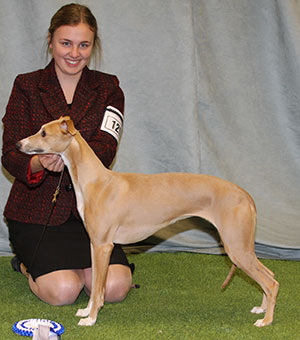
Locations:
0;253;299;339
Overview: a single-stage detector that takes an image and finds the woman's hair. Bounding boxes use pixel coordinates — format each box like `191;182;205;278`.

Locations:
47;3;101;63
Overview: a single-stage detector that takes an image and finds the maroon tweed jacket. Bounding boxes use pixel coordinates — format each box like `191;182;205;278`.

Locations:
2;59;124;226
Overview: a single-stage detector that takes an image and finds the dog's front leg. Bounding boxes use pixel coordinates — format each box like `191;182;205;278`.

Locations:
76;243;95;319
77;242;114;326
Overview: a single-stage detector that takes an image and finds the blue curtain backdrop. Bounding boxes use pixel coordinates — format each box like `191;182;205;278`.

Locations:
0;0;299;259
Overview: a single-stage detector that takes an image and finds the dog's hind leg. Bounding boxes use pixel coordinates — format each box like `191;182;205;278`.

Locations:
216;202;278;327
250;261;276;315
224;247;279;327
239;256;278;327
250;261;275;314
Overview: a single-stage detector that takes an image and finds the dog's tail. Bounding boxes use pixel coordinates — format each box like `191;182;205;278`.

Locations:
221;264;236;289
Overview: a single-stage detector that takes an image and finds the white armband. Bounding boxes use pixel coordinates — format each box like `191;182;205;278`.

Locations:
100;106;124;143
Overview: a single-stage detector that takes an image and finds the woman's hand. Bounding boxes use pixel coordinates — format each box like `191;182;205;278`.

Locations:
39;154;64;172
31;154;64;173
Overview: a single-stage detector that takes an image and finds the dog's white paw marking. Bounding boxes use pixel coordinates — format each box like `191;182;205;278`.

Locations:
78;317;96;326
251;306;265;314
76;307;90;317
254;318;267;327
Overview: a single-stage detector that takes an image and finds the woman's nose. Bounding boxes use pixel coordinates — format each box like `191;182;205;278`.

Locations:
70;46;80;58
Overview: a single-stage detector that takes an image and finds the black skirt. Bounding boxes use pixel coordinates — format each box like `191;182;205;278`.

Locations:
7;216;132;281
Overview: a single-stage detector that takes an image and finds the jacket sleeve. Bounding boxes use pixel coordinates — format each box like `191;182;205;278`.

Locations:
1;75;46;186
88;76;125;168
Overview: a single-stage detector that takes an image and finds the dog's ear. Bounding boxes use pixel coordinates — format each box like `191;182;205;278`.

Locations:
60;117;77;136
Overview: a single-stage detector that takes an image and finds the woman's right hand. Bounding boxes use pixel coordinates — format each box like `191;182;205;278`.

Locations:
31;154;64;173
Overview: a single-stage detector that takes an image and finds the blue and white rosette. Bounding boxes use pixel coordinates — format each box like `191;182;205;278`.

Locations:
12;319;64;338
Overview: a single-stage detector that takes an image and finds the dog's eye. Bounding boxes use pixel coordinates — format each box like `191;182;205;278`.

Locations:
41;130;46;137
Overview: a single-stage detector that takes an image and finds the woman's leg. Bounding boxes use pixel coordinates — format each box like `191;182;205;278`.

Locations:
28;269;85;305
83;264;133;303
27;264;132;306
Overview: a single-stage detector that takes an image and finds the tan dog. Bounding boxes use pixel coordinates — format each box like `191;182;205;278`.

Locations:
16;116;279;327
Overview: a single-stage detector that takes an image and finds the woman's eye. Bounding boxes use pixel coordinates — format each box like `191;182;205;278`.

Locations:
41;130;46;137
80;43;89;48
62;41;70;47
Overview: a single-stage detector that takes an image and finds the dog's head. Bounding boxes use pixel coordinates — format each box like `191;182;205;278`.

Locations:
16;116;77;155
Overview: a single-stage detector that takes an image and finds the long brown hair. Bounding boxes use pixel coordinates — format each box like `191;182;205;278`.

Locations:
47;3;101;63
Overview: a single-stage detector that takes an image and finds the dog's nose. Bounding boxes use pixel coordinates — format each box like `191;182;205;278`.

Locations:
15;141;21;150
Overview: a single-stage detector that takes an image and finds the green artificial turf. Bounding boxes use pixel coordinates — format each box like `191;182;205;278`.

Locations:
0;253;299;339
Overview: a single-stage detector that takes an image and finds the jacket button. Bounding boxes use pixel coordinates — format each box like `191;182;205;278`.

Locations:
65;184;73;192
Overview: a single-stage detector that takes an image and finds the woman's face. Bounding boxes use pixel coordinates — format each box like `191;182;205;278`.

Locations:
49;22;94;79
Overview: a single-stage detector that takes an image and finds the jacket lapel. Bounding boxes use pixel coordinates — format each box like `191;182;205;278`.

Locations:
70;68;99;125
39;60;68;120
38;60;101;124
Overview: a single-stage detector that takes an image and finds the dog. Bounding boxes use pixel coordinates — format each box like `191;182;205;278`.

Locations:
16;116;279;327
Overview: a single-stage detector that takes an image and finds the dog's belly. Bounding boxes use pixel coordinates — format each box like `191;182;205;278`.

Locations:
112;212;215;245
112;220;181;244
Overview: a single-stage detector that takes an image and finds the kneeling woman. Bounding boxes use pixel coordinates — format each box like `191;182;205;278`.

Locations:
2;3;134;305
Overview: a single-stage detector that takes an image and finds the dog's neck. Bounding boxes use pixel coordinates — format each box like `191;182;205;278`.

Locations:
61;132;110;188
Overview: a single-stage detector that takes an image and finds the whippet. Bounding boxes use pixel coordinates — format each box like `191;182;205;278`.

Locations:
16;116;279;327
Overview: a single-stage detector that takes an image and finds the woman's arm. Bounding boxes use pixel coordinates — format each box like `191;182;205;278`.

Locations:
1;76;48;184
88;78;125;168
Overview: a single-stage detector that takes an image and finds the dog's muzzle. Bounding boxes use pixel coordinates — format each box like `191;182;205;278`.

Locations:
16;141;44;154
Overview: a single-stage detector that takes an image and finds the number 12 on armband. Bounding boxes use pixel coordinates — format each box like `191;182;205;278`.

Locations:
100;107;124;143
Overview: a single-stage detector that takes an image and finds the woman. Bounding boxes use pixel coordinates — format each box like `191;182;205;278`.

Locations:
2;3;133;306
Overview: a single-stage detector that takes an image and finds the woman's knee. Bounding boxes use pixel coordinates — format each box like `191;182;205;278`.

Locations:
45;281;81;306
29;270;84;306
105;265;132;303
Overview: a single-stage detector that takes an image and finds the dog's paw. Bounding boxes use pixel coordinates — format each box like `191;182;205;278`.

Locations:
251;306;266;314
78;317;96;326
254;319;265;327
76;307;90;317
254;318;272;327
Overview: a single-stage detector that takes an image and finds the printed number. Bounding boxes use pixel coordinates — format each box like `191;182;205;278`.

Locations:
111;120;120;133
101;111;123;142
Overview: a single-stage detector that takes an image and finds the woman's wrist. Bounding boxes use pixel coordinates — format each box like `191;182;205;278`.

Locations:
30;155;44;173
